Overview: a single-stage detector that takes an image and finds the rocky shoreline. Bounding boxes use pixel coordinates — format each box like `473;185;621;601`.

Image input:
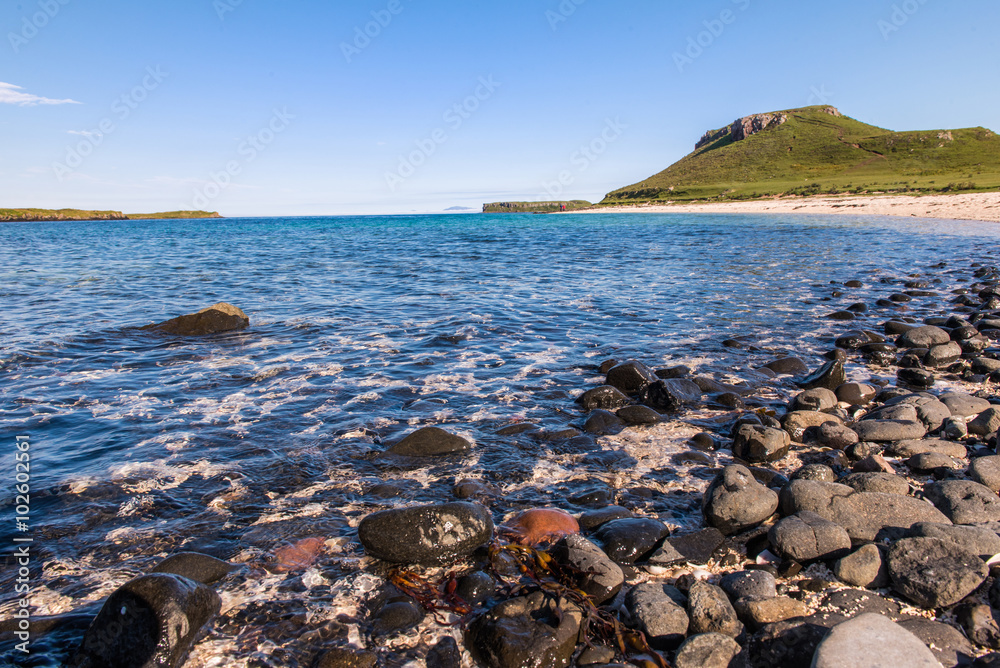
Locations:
10;258;1000;667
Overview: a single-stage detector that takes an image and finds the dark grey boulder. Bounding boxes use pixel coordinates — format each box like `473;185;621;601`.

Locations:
887;394;952;431
926;342;963;368
811;613;940;668
553;535;623;604
721;570;777;602
898;326;951;348
623;582;690;648
886;438;967;459
605;360;657;394
797;360;846;392
907;451;961;472
615;404;662;425
768;511;851;562
971;456;1000;493
958;603;1000;651
942;393;993;417
639;379;702;412
426;637;462;668
703;465;779;535
66;574;221;668
674;633;746;668
648;528;724;566
897;617;977;668
388;426;472;456
578;505;632;530
594;517;670;564
791;388;838;412
887;537;987;608
782;411;843;442
764;357;808;375
840;472;909;496
583;410;626;435
358;502;493;565
898;368;936;389
732;424;790;463
816;422;859;450
150;552;236;584
969;407;1000;436
779;479;951;542
834;544;888;588
909;522;1000;560
467;592;582;668
835;383;877;406
605;360;658;395
973;357;1000;375
865;403;919;422
853;419;927;442
142;302;249;336
576;385;630;410
925;480;1000;525
688;581;743;638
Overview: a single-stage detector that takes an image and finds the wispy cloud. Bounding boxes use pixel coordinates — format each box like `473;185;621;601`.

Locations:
67;129;99;137
0;82;80;106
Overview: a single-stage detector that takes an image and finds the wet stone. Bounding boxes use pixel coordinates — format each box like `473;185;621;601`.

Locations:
764;357;809;375
388;426;472;456
615;404;662;425
150;552;236;584
887;537;988;608
426;636;462;668
898;367;936;389
898;325;951;348
578;506;633;531
836;383;877;405
467;592;582;668
372;600;423;636
594;517;670;564
783;411;843;442
554;534;624;604
639;378;702;412
605;360;658;395
142;302;249;336
969;407;1000;436
358;502;494;565
66;574;222;668
583;410;625;435
316;648;378;668
577;385;631;411
926;341;963;368
797;360;847;392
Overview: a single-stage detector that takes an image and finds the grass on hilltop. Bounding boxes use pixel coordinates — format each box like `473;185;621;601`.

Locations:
0;209;221;222
601;106;1000;204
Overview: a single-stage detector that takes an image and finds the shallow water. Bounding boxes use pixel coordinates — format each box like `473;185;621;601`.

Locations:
1;212;998;665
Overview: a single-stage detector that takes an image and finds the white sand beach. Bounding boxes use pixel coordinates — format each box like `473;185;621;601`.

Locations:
574;192;1000;223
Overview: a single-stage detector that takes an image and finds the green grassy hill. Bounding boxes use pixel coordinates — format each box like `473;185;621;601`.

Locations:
125;211;222;220
602;105;1000;204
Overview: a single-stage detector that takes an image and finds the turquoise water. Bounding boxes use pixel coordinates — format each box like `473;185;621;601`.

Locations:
1;212;998;665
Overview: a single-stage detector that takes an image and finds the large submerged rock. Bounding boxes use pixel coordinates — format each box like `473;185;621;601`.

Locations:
467;592;582;668
142;302;249;336
358;502;493;565
66;573;221;668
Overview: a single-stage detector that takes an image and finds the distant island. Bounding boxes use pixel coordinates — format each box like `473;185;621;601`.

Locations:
0;209;222;222
483;200;592;214
600;105;1000;205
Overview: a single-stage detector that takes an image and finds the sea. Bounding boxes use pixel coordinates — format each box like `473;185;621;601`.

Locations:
1;212;999;666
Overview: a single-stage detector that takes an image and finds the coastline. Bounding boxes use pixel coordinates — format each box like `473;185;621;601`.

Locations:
572;192;1000;223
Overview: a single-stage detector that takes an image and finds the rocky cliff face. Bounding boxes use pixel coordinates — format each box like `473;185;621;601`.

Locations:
695;106;843;150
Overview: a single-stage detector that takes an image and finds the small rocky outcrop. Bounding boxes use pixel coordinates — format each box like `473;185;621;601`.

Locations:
142;303;249;336
358;502;493;565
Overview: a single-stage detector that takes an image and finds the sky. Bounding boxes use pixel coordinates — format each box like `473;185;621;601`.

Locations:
1;0;998;216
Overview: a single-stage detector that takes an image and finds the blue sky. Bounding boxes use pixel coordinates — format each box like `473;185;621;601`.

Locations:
2;0;998;216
